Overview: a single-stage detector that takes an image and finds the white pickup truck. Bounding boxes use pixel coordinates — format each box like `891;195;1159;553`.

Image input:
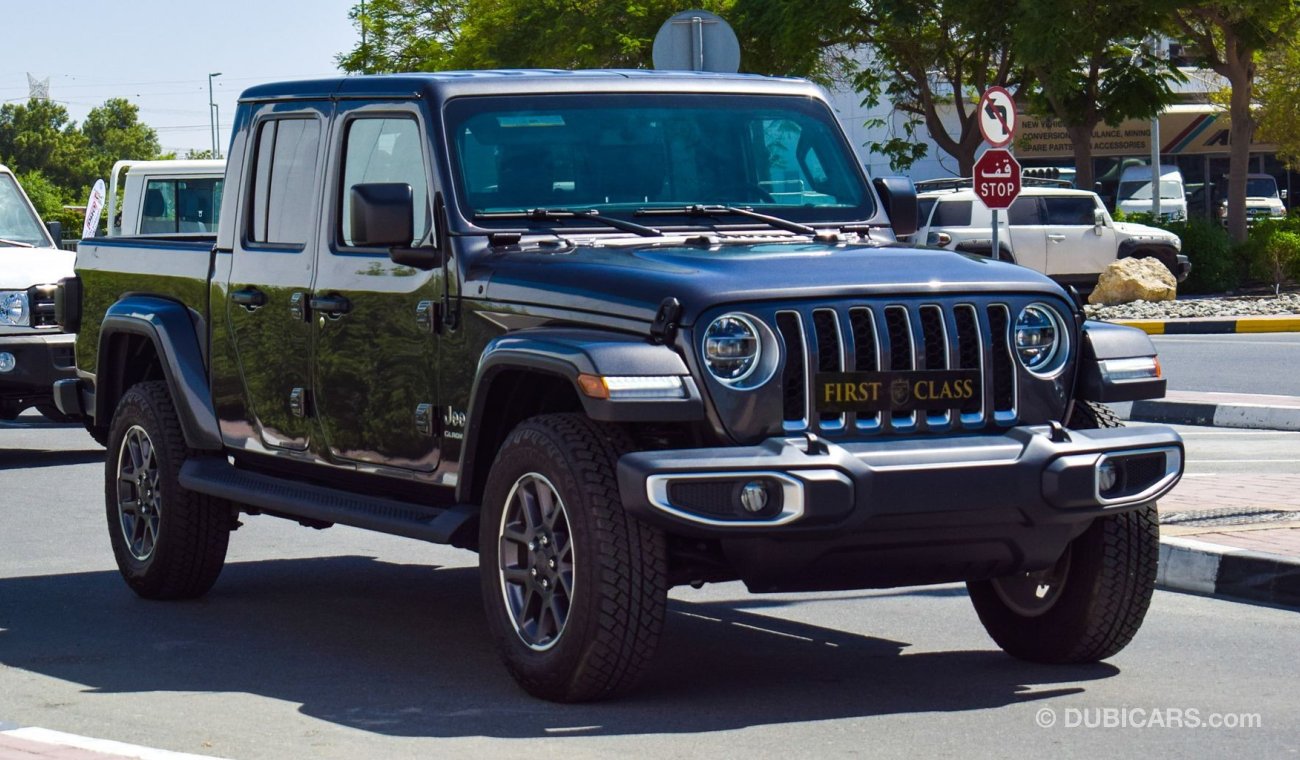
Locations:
0;164;77;421
106;159;225;236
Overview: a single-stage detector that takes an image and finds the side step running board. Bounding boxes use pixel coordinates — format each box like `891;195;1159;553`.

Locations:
179;457;477;547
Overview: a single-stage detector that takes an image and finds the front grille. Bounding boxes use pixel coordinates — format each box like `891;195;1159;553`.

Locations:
772;300;1027;436
27;285;59;329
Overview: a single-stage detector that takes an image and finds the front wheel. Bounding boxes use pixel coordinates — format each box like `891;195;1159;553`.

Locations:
967;400;1158;662
479;414;667;702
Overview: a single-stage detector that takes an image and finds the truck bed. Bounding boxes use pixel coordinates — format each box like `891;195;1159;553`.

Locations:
74;236;216;378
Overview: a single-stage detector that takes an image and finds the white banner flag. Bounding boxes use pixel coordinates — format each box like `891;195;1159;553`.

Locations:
82;179;106;239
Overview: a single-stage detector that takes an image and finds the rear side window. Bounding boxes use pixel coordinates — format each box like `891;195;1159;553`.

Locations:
339;116;430;247
1007;196;1042;225
140;178;222;234
931;199;972;227
917;198;936;226
1043;196;1098;225
248;118;322;246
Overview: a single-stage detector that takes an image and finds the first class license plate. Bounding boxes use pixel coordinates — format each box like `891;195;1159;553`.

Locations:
814;370;981;413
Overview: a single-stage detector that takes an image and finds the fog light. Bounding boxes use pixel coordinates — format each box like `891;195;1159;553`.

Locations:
0;352;15;373
1098;460;1120;495
739;481;770;513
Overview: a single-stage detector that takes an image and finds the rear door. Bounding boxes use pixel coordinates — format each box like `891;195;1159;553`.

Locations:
223;104;330;452
310;101;442;472
1042;195;1115;277
1006;196;1047;271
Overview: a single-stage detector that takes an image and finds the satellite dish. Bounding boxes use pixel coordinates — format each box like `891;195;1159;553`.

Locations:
652;10;740;73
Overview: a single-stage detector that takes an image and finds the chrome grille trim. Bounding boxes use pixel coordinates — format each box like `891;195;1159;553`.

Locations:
771;300;1029;437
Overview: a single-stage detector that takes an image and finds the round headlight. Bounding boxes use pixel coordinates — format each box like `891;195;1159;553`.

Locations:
1014;303;1067;376
0;292;28;327
703;313;762;384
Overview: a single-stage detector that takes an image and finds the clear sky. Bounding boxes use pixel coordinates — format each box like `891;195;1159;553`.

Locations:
1;0;358;155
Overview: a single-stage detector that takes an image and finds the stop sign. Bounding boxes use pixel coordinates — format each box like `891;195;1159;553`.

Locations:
974;149;1022;210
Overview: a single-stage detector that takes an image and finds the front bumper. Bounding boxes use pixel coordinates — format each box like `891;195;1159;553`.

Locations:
618;423;1183;591
0;331;76;412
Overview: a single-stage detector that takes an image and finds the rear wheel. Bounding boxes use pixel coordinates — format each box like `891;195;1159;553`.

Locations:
105;381;232;599
967;401;1159;662
479;413;667;702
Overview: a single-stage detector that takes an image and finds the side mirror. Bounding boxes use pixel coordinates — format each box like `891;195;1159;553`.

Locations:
872;176;918;238
1094;208;1106;235
45;220;63;244
1282;189;1289;201
350;183;414;249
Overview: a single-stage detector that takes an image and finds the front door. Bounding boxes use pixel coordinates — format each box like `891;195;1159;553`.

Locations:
1006;196;1047;272
310;103;441;472
225;104;330;452
1041;196;1115;277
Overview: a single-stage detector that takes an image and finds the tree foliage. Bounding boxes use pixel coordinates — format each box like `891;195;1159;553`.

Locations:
1255;41;1300;170
0;97;163;230
1015;0;1183;190
1173;0;1300;242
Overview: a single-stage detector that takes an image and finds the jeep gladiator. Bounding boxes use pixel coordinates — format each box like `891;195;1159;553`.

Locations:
56;71;1184;702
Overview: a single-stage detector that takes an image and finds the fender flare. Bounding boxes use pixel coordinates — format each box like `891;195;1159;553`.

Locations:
96;296;222;451
1117;238;1179;262
457;327;704;503
1074;320;1167;403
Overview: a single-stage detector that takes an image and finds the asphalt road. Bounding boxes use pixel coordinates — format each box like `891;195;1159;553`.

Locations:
1151;333;1300;396
1;414;1297;758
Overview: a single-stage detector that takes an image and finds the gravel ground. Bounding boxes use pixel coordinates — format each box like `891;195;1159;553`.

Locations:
1085;291;1300;321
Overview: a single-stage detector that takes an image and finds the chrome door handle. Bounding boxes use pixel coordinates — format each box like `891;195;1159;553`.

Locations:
231;288;267;310
1047;234;1066;241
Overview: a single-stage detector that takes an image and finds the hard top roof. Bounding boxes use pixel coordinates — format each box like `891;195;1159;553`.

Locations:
239;69;823;104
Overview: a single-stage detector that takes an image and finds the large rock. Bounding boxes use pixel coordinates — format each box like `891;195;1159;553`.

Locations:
1088;257;1177;306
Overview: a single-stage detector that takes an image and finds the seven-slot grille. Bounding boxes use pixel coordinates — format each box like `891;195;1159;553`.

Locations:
773;301;1021;435
27;285;59;329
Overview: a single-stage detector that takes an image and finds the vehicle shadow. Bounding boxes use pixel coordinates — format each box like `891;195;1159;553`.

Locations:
0;556;1117;739
0;447;104;469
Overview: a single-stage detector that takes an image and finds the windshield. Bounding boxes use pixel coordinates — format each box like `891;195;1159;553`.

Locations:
0;174;53;247
1247;177;1279;198
1117;180;1183;202
445;93;873;228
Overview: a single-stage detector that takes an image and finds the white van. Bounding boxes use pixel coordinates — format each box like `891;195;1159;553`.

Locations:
1116;164;1187;221
106;159;225;236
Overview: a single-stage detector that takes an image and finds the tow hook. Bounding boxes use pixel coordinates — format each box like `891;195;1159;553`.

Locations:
803;432;830;456
1047;420;1071;443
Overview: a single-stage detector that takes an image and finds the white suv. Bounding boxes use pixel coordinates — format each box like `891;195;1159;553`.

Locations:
914;182;1190;290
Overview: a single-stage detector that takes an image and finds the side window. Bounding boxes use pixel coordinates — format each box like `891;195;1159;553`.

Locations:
248;118;322;246
1007;196;1042;225
931;199;972;227
140;180;176;233
917;198;936;227
1043;196;1097;225
339;116;430;247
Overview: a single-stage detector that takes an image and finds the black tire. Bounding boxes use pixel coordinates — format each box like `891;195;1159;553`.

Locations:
105;381;231;599
1068;399;1123;430
479;413;668;702
966;400;1159;663
36;403;75;423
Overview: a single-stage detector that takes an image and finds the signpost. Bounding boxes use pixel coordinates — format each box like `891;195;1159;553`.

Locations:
975;88;1021;258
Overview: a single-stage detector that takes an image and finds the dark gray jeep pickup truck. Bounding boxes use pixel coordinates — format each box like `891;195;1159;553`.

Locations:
55;70;1183;702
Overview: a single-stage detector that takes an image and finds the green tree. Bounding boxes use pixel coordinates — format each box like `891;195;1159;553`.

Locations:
81;98;162;180
0;99;92;190
1173;1;1300;242
1014;1;1183;191
1255;41;1300;170
734;0;1024;174
337;0;470;72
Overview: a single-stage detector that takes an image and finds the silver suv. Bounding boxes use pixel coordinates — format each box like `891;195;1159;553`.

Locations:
915;181;1190;290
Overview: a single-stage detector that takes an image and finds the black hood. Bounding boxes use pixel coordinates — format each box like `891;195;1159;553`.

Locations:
473;240;1070;325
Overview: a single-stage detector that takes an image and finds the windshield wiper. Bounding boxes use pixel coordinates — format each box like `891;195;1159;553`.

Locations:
0;238;34;248
474;208;661;238
634;204;817;236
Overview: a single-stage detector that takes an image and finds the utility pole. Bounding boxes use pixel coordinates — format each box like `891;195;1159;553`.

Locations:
208;72;223;158
361;0;368;74
1147;37;1162;219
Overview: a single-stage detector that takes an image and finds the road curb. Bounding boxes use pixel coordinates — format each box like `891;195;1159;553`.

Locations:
1112;316;1300;334
1158;536;1300;609
1129;399;1300;431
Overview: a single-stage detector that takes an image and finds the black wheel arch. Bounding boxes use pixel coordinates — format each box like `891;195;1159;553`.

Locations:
94;296;222;452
